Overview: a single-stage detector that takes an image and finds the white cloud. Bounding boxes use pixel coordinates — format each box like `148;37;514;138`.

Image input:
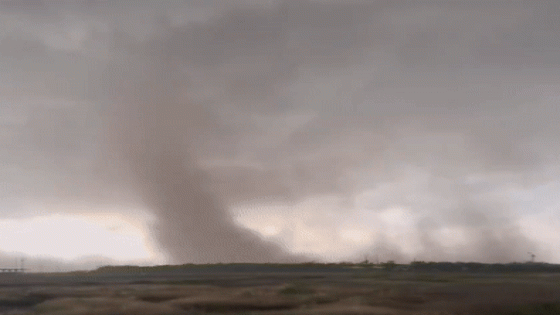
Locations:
0;214;160;263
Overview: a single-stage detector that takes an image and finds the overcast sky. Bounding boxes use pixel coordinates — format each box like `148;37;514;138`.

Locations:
1;0;560;269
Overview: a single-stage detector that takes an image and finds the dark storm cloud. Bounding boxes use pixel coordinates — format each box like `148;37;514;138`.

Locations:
1;0;560;264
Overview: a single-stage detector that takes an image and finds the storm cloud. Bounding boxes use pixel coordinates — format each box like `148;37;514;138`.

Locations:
1;0;560;264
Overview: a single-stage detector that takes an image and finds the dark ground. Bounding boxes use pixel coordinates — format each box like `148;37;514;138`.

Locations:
1;263;560;314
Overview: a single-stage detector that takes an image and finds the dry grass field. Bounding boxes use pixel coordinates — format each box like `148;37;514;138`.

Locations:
0;264;559;314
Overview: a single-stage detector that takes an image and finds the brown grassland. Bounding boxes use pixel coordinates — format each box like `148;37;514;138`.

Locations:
0;264;559;314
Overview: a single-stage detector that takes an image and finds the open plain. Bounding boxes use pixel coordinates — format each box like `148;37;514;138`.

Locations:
0;263;559;315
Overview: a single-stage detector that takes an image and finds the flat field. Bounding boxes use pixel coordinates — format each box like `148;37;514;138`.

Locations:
0;264;559;314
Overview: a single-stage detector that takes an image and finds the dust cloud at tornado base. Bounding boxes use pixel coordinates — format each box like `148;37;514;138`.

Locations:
2;1;560;264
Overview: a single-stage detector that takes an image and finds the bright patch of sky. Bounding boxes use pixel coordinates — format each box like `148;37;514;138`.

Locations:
0;214;161;263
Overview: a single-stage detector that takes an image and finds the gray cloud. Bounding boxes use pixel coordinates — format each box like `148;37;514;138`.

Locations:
1;0;560;264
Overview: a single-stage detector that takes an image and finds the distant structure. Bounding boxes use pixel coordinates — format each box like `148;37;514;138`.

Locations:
0;257;25;273
0;268;24;273
528;252;536;263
